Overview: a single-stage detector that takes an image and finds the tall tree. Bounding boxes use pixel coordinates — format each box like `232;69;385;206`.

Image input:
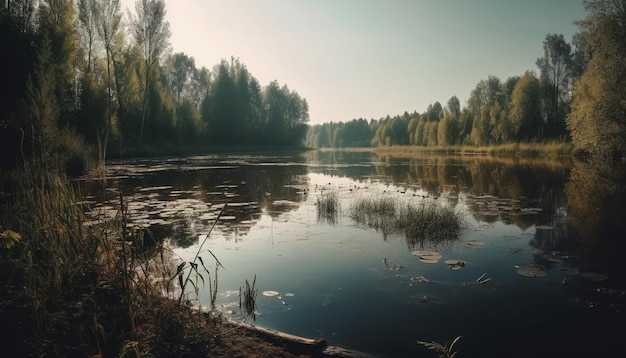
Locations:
77;0;99;73
467;76;503;114
536;33;573;138
446;95;461;119
132;0;170;142
37;0;80;120
568;0;626;158
509;71;542;141
95;0;121;167
169;52;195;105
25;34;59;164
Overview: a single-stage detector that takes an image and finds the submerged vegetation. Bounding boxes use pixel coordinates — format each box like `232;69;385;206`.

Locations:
350;196;465;249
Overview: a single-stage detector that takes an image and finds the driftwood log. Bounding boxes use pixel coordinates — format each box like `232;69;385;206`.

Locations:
226;318;377;357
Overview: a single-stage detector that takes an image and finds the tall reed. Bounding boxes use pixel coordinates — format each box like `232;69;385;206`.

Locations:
350;196;464;249
317;191;340;225
1;161;103;355
0;161;224;356
240;274;258;321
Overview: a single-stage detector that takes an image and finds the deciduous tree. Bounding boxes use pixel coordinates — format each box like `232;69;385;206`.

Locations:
568;0;626;158
132;0;170;142
536;33;573;138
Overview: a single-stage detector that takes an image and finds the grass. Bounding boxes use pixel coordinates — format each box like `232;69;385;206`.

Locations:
374;141;574;158
350;196;465;249
0;161;303;357
417;335;463;358
316;190;340;225
240;275;259;321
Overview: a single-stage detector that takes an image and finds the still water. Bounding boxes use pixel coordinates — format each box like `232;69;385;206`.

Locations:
78;150;626;357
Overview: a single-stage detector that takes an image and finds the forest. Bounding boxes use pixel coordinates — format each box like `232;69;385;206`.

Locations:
306;1;626;161
0;1;625;356
0;0;310;175
1;0;626;179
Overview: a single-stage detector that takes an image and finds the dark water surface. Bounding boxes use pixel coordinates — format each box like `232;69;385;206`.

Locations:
78;151;626;357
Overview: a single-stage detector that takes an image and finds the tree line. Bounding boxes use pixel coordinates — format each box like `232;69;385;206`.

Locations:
306;0;626;160
0;0;309;174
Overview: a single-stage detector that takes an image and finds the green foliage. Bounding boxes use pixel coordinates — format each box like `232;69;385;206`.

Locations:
0;163;227;356
536;33;574;139
567;0;626;159
509;71;542;142
201;58;309;147
25;33;60;162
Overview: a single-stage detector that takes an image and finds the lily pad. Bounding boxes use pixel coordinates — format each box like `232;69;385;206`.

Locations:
444;259;465;266
411;250;440;257
580;272;608;282
419;258;439;264
516;266;546;278
262;290;280;297
467;240;486;247
560;267;580;275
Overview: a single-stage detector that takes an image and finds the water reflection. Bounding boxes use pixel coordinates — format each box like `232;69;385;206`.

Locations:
77;152;579;249
565;159;626;284
77;154;311;248
75;151;626;357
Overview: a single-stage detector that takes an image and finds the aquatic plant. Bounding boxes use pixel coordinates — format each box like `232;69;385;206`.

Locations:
349;196;465;248
417;335;463;358
176;204;225;307
0;162;225;356
240;274;258;321
316;190;340;224
349;195;396;236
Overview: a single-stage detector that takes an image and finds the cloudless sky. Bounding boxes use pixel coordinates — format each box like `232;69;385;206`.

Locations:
121;0;586;125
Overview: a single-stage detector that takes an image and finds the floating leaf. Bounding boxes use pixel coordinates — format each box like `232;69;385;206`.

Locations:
420;258;439;264
560;267;580;275
411;250;440;257
444;259;465;266
412;250;441;263
516;265;546;278
466;240;486;246
580;272;608;282
262;290;280;297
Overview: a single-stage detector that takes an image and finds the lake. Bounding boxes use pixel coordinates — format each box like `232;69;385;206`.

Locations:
77;150;626;357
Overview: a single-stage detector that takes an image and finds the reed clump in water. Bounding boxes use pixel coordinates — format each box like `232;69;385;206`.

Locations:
316;190;340;225
240;274;258;321
349;195;396;236
350;196;464;247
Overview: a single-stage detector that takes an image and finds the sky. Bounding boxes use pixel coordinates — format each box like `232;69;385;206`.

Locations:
121;0;586;125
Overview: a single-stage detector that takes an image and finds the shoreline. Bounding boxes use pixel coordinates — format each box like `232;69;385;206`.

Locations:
225;318;377;358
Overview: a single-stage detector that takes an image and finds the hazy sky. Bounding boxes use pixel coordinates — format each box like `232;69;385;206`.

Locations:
121;0;586;125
